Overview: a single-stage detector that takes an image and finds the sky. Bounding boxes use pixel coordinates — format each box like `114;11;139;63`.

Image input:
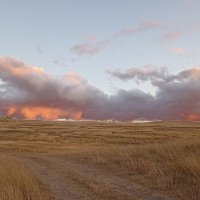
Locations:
0;0;200;121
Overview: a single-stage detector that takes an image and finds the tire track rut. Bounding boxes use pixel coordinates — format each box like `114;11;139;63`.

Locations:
19;155;172;200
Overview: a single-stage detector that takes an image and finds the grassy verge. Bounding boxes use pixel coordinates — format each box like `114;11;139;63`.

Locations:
72;140;200;200
0;154;53;200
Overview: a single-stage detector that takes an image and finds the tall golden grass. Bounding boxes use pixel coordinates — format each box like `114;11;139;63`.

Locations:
0;155;52;200
73;140;200;199
1;119;200;199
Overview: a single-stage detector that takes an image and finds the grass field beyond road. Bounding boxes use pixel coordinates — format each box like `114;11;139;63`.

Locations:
0;118;200;199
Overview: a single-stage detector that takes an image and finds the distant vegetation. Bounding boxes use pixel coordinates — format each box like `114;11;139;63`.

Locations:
0;116;15;122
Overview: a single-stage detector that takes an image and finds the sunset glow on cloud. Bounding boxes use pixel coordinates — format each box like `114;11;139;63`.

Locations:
1;57;200;121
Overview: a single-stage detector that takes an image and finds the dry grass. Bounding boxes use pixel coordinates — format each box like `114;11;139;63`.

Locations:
71;140;200;199
0;154;53;200
1;118;200;199
1;119;200;153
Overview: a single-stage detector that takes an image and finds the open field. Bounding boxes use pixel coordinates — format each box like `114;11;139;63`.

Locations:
1;118;200;200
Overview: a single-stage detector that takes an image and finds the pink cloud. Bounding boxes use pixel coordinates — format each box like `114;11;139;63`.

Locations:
82;34;98;43
162;31;182;40
170;47;185;55
71;42;107;56
114;19;163;38
71;19;163;56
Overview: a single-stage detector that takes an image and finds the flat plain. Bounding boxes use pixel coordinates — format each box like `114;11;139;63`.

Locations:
0;118;200;200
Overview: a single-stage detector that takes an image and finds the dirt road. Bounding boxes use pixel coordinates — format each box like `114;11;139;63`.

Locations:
18;154;171;200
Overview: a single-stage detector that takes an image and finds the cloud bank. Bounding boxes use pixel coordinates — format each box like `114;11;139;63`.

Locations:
1;57;200;121
108;67;200;120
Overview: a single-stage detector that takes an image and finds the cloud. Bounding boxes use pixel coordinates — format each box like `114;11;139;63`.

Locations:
107;66;200;83
82;34;98;43
107;66;200;120
0;56;104;120
114;19;162;38
174;68;200;80
184;0;200;10
71;19;162;56
107;67;167;81
161;22;200;42
161;31;182;40
71;42;107;56
1;56;200;121
170;47;185;55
